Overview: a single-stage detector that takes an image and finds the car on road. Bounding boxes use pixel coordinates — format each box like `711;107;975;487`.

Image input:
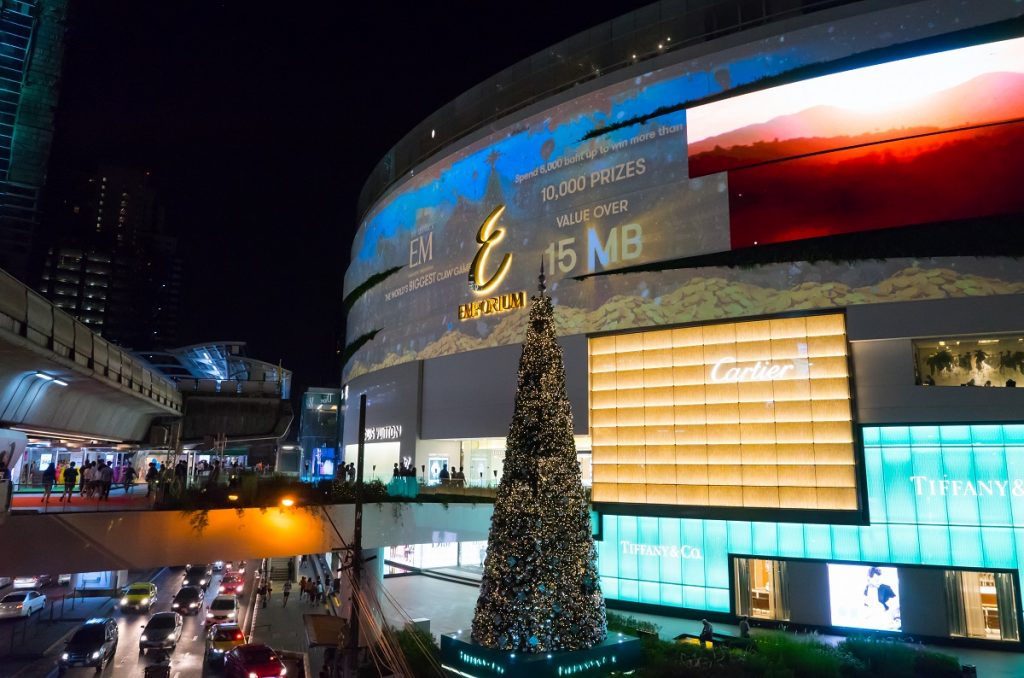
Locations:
139;610;184;654
206;594;239;626
223;643;287;678
0;591;46;618
226;560;246;574
119;582;157;612
58;617;118;674
219;573;245;595
183;564;213;590
171;585;204;615
13;574;51;589
205;622;246;664
213;560;226;571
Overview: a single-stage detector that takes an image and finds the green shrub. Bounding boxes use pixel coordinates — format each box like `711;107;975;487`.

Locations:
754;633;844;678
838;636;960;678
393;626;440;678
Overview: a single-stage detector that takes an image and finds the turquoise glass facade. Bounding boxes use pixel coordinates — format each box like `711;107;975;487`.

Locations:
597;424;1024;613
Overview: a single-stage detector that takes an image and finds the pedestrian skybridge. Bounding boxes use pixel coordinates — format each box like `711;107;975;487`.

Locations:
0;269;181;443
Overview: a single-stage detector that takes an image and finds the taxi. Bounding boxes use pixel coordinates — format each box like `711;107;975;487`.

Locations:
205;622;245;664
118;582;157;612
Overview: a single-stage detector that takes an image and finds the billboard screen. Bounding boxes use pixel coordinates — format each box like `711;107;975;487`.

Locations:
345;9;1024;381
827;563;902;632
687;36;1024;248
588;313;856;513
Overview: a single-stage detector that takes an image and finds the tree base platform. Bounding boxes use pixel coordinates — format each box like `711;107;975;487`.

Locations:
439;631;642;677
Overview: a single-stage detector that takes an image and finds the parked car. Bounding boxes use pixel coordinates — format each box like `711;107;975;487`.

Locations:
0;591;46;618
205;595;239;626
13;574;51;589
223;643;287;678
119;582;157;612
171;586;204;615
58;617;118;674
139;611;184;654
205;623;246;664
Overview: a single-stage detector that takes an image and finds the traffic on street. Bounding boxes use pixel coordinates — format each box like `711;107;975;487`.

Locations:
0;559;296;677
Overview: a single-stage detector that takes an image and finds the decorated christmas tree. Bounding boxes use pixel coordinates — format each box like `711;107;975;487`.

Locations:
471;270;606;653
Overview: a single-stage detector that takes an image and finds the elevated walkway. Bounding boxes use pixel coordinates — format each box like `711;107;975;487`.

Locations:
0;501;494;575
0;268;181;443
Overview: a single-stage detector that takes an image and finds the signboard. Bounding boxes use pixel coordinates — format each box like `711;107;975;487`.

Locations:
589;314;856;512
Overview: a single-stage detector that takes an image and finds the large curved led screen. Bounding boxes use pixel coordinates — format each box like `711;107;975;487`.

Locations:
345;19;1024;380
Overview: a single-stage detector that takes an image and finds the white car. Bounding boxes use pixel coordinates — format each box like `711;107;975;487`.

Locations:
13;575;51;589
205;595;238;626
0;591;46;618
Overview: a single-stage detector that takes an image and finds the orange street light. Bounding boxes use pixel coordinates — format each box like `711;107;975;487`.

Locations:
280;497;295;507
227;494;239;501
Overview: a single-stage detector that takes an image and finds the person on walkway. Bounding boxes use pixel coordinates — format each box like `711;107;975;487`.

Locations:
145;462;159;498
439;464;450;485
282;580;292;606
41;463;56;504
60;461;78;504
316;580;325;605
298;576;308;601
98;461;113;500
699;619;714;648
81;462;94;498
123;464;137;493
739;615;751;639
206;459;221;489
258;579;268;608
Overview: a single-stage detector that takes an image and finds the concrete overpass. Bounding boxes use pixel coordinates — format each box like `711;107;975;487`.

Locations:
0;502;495;575
0;268;181;443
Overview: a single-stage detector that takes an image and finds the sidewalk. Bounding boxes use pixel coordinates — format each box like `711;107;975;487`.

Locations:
250;557;331;678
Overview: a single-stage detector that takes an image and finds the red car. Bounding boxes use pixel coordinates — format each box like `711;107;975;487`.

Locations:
219;573;245;595
224;644;287;677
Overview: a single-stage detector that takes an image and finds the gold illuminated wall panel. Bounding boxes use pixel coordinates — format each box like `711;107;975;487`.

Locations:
589;314;857;511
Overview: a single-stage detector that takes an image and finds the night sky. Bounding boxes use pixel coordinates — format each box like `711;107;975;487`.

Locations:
47;0;643;399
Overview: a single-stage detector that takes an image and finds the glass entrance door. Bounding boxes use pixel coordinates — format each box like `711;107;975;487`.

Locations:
947;570;1020;641
734;557;789;621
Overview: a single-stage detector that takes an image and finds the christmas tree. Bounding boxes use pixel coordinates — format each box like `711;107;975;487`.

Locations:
471;270;606;653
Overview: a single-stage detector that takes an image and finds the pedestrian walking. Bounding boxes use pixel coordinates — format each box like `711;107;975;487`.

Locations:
123;464;137;493
739;615;751;639
299;576;308;601
258;580;268;608
316;581;325;605
40;463;56;504
99;461;113;500
145;462;159;497
282;580;292;606
60;461;78;503
81;461;94;497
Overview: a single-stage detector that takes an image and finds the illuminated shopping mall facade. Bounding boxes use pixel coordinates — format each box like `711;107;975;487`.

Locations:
345;0;1024;648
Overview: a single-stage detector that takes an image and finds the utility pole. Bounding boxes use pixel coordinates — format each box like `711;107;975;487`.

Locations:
342;393;366;678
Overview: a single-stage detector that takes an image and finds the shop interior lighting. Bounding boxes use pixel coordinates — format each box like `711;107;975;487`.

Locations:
11;426;122;444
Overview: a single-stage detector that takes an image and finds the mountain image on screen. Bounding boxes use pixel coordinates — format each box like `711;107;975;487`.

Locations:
688;71;1024;177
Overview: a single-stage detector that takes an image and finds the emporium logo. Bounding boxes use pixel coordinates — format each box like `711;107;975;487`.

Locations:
910;475;1024;497
619;540;703;560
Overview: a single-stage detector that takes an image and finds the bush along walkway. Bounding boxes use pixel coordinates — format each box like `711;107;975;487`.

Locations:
606;613;962;678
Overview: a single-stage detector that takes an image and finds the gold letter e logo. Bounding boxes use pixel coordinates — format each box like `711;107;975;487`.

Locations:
468;204;511;295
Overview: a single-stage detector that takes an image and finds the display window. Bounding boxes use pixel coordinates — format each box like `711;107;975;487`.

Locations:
946;570;1020;642
914;335;1024;388
734;558;789;621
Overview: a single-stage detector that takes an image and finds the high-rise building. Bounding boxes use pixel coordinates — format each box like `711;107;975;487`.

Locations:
0;0;69;282
39;166;182;348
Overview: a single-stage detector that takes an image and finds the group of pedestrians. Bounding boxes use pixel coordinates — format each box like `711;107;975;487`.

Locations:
297;575;326;606
40;459;121;504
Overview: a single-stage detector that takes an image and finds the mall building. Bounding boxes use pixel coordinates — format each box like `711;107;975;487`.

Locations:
344;0;1024;648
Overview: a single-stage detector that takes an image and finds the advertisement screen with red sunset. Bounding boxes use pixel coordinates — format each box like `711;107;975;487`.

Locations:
687;36;1024;248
